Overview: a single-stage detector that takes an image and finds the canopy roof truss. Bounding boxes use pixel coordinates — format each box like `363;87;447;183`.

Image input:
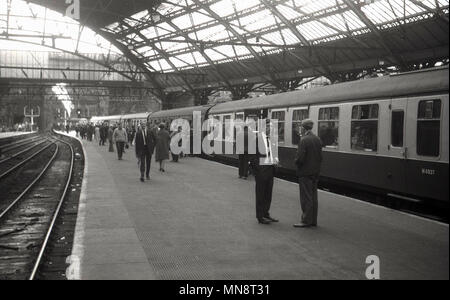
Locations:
3;0;449;97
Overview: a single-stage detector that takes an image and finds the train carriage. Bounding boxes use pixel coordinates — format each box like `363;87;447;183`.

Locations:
207;66;449;204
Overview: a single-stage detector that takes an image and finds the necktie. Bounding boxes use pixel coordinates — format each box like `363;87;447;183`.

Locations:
263;135;274;164
143;130;147;146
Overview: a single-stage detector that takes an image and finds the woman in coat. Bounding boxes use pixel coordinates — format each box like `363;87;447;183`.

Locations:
155;123;171;172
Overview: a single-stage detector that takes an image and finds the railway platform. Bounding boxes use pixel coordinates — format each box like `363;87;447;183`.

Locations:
70;136;449;280
0;131;36;139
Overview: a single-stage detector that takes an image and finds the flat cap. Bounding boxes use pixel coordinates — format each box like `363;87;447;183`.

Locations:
301;119;314;127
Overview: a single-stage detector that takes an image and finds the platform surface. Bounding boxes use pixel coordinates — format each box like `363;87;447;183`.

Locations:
0;131;35;139
71;136;449;280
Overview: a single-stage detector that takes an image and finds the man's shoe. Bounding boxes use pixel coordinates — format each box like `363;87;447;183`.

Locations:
258;218;271;225
140;178;144;182
264;216;279;222
146;176;150;180
293;223;312;228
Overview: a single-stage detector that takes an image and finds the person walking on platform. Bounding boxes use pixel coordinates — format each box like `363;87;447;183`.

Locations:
155;123;170;172
135;122;156;182
294;119;323;228
113;123;128;160
94;125;100;143
108;125;114;152
100;123;107;146
87;123;94;141
251;119;279;225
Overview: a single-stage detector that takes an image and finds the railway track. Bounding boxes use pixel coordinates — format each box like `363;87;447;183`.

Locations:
0;133;75;280
0;137;53;179
0;135;44;156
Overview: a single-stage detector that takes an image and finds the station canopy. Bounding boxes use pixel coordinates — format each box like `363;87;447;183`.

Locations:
106;0;449;73
2;0;449;92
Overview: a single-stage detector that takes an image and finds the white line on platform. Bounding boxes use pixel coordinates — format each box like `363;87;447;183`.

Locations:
55;131;87;279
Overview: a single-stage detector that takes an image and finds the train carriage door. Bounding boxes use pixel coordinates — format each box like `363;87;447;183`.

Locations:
404;96;448;202
386;98;408;195
389;98;408;158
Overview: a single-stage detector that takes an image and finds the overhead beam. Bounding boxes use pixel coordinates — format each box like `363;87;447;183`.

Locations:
96;28;165;99
191;0;282;89
156;12;235;91
409;0;449;23
119;20;196;94
260;0;333;78
342;0;407;69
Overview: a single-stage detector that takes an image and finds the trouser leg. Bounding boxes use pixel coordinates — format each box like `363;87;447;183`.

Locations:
255;174;265;220
117;142;124;158
263;169;274;218
139;153;145;178
299;176;314;225
146;153;152;177
312;176;319;225
238;155;244;177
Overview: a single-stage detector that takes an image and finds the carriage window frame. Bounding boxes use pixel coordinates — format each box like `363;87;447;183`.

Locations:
351;104;379;152
271;109;286;144
417;99;441;157
222;114;233;142
291;108;309;146
318;107;339;149
210;115;221;141
390;110;405;148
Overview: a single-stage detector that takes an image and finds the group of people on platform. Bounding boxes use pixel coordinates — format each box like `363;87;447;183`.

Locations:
74;117;323;229
237;118;322;228
76;121;181;182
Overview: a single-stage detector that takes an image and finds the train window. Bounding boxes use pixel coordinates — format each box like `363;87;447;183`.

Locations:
223;115;232;141
318;107;339;148
391;111;404;147
417;100;441;157
292;109;308;145
351;104;379;152
271;111;286;143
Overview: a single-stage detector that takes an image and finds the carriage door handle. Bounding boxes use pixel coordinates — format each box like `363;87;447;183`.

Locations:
401;147;408;159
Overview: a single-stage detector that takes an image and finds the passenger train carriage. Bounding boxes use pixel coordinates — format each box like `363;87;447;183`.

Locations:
206;67;449;205
90;113;150;128
106;67;449;205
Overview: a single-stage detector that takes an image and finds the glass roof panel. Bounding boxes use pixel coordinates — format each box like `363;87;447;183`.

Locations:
207;48;230;61
7;0;445;76
297;20;338;41
0;0;121;55
130;0;448;72
209;0;236;16
295;0;339;14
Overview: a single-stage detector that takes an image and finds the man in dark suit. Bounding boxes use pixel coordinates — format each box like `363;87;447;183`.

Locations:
135;122;156;182
294;119;323;228
251;119;279;225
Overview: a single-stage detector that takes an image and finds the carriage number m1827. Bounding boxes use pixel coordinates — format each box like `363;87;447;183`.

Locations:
422;168;436;176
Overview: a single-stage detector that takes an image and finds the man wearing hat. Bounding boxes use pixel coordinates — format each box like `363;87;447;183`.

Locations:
294;119;323;228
